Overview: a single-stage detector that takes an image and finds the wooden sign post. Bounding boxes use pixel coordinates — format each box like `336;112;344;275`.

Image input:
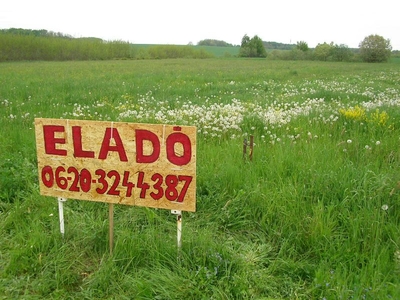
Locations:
34;118;196;251
57;197;67;237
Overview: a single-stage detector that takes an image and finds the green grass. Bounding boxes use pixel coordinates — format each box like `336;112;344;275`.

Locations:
1;59;400;299
194;45;240;57
132;44;240;58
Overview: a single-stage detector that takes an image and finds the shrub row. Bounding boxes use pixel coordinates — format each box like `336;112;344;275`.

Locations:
0;31;214;61
0;33;133;61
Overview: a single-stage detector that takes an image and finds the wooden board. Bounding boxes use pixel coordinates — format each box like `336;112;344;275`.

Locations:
34;118;196;212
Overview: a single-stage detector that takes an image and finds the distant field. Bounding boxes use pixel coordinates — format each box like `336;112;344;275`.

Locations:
132;44;240;57
1;59;400;299
194;45;240;57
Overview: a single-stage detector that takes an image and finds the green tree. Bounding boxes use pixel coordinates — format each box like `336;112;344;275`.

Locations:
239;34;266;58
314;42;334;61
296;41;309;52
359;34;392;62
331;44;352;62
0;31;133;61
197;39;233;47
251;35;267;57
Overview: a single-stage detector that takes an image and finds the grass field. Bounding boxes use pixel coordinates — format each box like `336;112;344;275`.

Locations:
131;44;240;59
133;44;240;55
194;45;240;57
1;58;400;299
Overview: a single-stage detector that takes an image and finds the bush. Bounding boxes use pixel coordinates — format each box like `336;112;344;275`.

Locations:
314;42;334;61
239;34;267;58
296;41;309;52
331;44;353;62
359;34;392;62
313;43;354;62
0;30;133;61
197;39;233;47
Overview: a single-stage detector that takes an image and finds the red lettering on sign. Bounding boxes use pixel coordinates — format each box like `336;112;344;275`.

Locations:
72;126;95;158
98;128;128;161
43;125;67;156
135;129;160;163
166;132;192;166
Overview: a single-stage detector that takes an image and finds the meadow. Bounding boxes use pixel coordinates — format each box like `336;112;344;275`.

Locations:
1;58;400;299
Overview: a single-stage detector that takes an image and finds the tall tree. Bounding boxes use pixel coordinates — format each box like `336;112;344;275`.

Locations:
331;44;352;62
296;41;309;52
314;42;333;61
359;34;392;62
239;34;267;58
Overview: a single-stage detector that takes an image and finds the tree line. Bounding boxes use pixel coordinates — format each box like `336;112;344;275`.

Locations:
197;39;234;47
1;28;73;38
0;28;394;62
197;38;296;51
197;34;393;63
0;28;214;61
0;29;132;61
239;34;393;63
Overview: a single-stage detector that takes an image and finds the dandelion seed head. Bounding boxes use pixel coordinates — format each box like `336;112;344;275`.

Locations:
394;250;400;262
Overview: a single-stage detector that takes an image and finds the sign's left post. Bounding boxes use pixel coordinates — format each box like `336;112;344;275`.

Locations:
57;197;67;237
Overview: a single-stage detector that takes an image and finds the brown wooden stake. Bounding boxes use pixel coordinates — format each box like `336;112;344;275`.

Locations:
249;135;254;161
243;138;247;160
109;203;114;255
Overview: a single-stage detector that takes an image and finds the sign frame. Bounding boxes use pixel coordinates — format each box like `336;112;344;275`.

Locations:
34;118;196;212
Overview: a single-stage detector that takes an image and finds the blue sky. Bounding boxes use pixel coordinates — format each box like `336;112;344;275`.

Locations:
1;0;399;50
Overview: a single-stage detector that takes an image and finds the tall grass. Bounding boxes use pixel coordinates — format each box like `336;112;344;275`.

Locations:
1;59;400;299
